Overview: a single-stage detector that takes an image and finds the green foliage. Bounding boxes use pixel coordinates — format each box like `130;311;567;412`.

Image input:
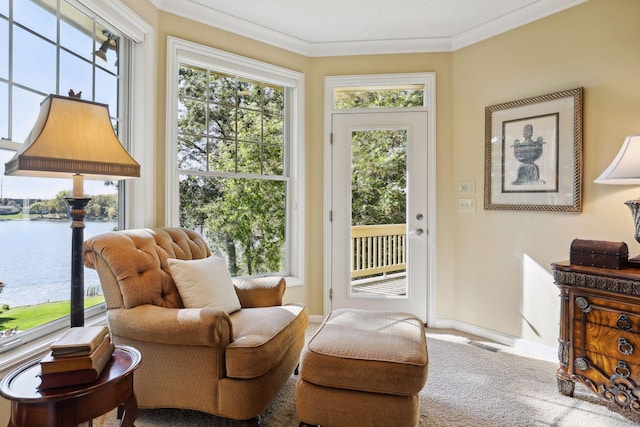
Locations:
178;66;286;276
351;130;407;226
86;194;118;220
26;191;71;217
28;201;50;217
50;190;72;215
334;86;418;226
335;87;424;109
202;177;285;276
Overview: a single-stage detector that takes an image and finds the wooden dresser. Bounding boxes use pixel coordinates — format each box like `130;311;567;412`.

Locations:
552;261;640;413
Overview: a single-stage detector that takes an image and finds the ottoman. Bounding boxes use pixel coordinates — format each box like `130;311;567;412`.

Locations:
296;309;428;427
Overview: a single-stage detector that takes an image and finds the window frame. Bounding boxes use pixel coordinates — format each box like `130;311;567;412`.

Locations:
166;37;305;285
323;73;437;321
0;0;154;363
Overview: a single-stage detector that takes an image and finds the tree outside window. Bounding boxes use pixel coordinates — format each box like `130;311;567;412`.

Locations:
177;66;288;276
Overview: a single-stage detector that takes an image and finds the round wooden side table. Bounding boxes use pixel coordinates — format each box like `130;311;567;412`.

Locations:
0;344;141;427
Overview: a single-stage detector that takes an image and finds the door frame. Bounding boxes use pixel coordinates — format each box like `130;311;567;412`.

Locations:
331;111;428;320
323;72;437;324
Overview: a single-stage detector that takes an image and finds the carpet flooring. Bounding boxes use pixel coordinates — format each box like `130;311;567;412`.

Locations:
95;325;640;426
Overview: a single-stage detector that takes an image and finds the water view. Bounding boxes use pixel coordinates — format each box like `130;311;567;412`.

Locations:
0;220;117;307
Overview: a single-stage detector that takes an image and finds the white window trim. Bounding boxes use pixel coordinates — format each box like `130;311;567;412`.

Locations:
86;0;156;228
165;37;305;285
79;0;156;228
0;0;155;366
323;73;437;321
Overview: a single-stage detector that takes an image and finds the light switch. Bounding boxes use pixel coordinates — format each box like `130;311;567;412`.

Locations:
458;181;475;195
458;198;476;213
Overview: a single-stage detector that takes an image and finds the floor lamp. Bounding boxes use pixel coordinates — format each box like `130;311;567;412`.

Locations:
4;93;140;327
594;134;640;264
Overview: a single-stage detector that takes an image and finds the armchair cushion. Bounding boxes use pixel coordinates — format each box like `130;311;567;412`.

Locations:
168;254;241;314
233;277;286;308
107;305;232;347
226;303;307;379
83;228;210;309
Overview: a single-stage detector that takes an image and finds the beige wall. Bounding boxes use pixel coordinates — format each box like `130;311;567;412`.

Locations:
452;0;640;346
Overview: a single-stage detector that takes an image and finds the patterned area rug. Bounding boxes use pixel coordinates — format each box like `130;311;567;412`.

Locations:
95;326;640;426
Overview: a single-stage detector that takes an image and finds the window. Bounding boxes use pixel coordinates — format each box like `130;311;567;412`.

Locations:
334;84;425;109
0;0;148;351
167;38;304;281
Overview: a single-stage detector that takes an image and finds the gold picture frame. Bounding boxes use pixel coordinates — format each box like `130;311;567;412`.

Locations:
484;87;583;212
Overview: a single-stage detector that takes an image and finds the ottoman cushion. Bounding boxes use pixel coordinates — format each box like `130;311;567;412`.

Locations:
300;309;428;396
296;380;419;427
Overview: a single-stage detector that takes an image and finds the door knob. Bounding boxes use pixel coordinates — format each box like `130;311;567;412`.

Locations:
415;228;424;236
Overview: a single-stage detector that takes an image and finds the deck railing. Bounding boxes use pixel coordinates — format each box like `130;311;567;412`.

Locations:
351;224;406;278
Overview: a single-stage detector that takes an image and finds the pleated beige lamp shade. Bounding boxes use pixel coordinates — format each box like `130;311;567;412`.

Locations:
4;94;140;196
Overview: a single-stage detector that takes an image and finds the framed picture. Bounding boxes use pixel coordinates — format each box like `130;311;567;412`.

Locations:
484;87;583;212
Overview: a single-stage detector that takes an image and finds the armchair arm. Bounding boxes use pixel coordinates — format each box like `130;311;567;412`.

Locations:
233;277;286;308
107;304;232;347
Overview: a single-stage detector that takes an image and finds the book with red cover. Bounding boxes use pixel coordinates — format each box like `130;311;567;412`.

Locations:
40;334;114;375
50;326;110;357
38;366;105;389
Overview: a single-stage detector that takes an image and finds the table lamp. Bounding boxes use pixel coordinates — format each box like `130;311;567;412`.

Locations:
4;93;140;327
594;134;640;264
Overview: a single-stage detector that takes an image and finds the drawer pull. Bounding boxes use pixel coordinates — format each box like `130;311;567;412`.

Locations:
617;314;633;332
575;297;591;312
618;337;634;355
574;357;589;371
612;361;631;380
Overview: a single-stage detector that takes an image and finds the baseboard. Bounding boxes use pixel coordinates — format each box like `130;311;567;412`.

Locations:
428;318;557;363
308;314;325;324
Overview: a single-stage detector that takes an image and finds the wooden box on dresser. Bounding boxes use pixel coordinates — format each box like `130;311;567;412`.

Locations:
552;261;640;413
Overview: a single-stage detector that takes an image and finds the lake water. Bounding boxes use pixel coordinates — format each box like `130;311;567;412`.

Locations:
0;220;117;307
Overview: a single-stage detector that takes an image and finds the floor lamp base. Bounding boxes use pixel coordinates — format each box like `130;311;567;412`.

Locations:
66;197;91;328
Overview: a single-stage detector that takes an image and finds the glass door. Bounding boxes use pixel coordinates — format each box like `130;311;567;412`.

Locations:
330;111;428;321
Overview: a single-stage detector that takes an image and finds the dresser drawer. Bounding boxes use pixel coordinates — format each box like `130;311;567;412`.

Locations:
573;350;640;386
573;320;640;363
573;294;640;332
553;261;640;412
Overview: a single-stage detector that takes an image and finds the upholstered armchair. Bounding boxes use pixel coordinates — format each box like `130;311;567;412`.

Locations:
83;227;308;425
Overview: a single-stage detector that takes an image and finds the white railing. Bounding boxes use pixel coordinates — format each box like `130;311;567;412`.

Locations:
351;224;406;278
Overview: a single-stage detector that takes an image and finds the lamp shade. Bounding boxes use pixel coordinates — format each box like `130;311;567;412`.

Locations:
4;94;140;182
594;135;640;185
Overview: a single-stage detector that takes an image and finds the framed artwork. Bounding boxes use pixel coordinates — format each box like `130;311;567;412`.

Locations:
484;87;583;212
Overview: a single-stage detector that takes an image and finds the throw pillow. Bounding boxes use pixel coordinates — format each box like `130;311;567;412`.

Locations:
167;254;242;314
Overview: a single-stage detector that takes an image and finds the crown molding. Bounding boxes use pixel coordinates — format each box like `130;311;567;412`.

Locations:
451;0;589;51
151;0;588;57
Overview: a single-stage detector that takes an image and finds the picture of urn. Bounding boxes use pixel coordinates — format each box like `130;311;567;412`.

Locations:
511;124;546;185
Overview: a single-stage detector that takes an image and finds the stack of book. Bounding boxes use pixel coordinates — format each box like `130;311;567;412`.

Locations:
38;325;115;389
